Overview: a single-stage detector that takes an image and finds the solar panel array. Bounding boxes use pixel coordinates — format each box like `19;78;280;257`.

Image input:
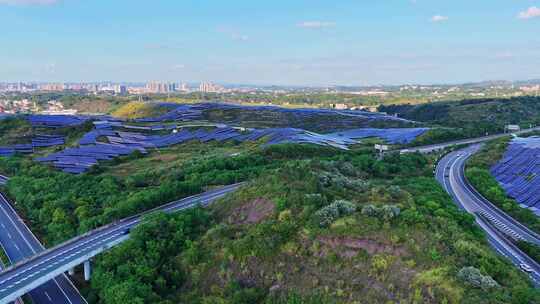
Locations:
36;143;144;174
0;144;33;157
491;137;540;216
328;128;428;144
31;134;65;147
36;123;429;174
0;115;118;158
1;109;428;174
135;102;411;126
136;104;204;123
26;114;91;128
0;134;66;157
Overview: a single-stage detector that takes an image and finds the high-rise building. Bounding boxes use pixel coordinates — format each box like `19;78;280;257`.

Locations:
146;81;176;93
40;83;65;92
113;85;127;95
199;82;224;93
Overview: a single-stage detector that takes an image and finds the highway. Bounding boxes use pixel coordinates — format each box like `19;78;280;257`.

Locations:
0;261;21;304
0;192;86;304
1;175;86;304
400;126;540;154
0;183;242;304
436;146;540;285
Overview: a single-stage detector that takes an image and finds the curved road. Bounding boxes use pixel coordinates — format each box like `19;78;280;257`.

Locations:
0;183;242;303
437;146;540;284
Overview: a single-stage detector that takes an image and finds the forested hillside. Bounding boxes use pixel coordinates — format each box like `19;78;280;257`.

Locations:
1;143;539;303
380;96;540;138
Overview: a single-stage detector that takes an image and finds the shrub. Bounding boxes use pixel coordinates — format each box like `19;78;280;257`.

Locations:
361;204;379;216
457;267;499;290
381;205;401;220
314;200;356;227
361;204;401;221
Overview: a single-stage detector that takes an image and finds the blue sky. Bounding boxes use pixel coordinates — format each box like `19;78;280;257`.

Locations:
1;0;539;85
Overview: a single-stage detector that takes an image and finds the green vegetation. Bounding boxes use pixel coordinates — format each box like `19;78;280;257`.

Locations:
516;241;540;264
58;95;130;114
25;145;531;303
111;101;415;132
5;92;132;114
1;107;540;303
0;117;32;145
465;137;540;234
0;143;340;246
457;267;499;291
138;86;533;110
146;92;423;109
408;128;468;147
381;96;540;138
112;102;171;119
0;117;95;158
90;209;212;304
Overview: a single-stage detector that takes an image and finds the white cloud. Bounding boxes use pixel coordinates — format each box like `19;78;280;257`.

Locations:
0;0;58;5
297;21;336;29
431;15;449;22
518;7;540;20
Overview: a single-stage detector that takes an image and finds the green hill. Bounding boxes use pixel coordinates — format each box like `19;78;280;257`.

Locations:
1;143;538;304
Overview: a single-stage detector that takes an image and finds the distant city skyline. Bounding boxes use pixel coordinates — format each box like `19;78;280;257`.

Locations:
0;0;539;86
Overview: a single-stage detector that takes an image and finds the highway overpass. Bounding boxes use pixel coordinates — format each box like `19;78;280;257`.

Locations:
0;184;241;304
0;176;86;304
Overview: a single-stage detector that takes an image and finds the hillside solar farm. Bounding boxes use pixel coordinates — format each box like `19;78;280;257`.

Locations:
135;102;415;131
0;102;429;173
0;114;76;157
491;137;540;216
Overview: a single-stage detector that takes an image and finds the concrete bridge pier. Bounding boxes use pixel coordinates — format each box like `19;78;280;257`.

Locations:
84;260;91;281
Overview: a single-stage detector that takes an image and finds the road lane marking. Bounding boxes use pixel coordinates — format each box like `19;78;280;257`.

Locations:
45;291;52;302
0;186;240;302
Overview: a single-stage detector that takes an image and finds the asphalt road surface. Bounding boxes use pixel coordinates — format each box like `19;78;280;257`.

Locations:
0;192;86;304
436;146;540;285
0;183;241;303
400;127;540;154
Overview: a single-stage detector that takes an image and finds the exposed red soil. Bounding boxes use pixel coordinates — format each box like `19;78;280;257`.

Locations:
229;198;275;225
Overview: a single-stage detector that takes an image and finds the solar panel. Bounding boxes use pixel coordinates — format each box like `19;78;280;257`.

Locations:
491;136;540;215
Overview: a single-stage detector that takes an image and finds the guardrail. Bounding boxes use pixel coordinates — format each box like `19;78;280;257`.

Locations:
476;214;540;272
459;152;540;243
400;126;540;155
0;183;243;277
